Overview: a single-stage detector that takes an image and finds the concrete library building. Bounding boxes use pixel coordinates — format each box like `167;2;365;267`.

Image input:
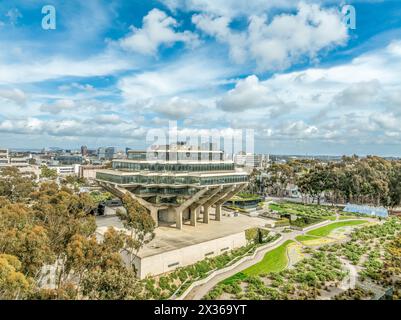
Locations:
95;144;270;278
96;145;249;229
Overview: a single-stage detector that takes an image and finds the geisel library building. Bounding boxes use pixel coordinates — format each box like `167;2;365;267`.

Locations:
96;145;249;229
95;144;267;278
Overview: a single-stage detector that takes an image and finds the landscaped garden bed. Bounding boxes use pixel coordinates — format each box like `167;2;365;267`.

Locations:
289;216;324;229
268;202;338;220
204;249;347;300
225;193;263;210
203;217;401;300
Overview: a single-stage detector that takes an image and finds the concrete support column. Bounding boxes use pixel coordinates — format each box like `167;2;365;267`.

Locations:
150;208;159;227
203;205;210;223
215;204;222;221
176;208;183;229
190;207;197;227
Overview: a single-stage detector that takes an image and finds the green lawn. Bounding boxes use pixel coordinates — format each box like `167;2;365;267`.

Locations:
242;240;294;276
222;272;248;285
295;235;318;242
306;220;368;237
339;215;364;220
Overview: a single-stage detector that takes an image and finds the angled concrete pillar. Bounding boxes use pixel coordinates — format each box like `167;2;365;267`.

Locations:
190;206;197;227
176;208;183;229
99;182;168;228
200;186;234;221
204;185;234;208
150;207;159;227
177;188;210;212
215;204;222;221
203;205;210;223
215;184;247;207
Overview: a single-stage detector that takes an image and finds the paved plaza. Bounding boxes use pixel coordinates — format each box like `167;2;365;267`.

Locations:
96;208;274;258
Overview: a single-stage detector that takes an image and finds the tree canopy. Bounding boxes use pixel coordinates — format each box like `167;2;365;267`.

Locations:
0;167;151;300
251;156;401;208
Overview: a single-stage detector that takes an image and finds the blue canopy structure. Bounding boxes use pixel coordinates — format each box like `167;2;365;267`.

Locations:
343;204;388;218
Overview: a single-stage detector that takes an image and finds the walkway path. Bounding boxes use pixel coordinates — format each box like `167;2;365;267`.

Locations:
339;258;357;290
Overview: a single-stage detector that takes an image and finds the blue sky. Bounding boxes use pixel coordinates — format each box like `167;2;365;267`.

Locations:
1;0;401;156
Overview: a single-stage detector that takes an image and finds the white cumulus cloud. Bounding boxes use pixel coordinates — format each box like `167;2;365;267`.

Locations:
193;2;349;71
0;88;26;106
217;75;285;113
120;8;198;55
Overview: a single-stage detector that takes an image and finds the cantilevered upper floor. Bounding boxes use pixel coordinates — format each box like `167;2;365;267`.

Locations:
96;168;248;187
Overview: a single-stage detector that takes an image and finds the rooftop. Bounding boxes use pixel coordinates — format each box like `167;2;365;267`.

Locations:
96;207;273;258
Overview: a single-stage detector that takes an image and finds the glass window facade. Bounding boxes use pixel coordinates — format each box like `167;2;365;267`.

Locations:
127;152;147;160
135;187;199;196
54;155;83;165
112;161;235;172
96;172;248;186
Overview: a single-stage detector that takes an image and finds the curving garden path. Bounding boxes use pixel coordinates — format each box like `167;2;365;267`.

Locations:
339;258;357;290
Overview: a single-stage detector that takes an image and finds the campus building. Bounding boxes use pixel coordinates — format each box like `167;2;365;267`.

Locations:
234;152;262;168
95;144;249;229
97;147;115;160
0;149;9;165
0;148;30;168
54;155;83;165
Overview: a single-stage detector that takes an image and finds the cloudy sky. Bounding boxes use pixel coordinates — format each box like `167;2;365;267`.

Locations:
0;0;401;156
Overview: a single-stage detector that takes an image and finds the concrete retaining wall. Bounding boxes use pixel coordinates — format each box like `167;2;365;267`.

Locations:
136;231;247;279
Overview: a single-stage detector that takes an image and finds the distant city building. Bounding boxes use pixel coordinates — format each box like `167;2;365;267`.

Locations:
0;148;30;168
9;157;30;167
81;145;88;156
234;152;262;168
49;164;81;176
87;149;97;157
106;147;115;159
54;155;83;165
269;154;343;163
97;148;105;160
260;154;270;167
113;150;127;159
98;147;115;160
0;149;9;165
